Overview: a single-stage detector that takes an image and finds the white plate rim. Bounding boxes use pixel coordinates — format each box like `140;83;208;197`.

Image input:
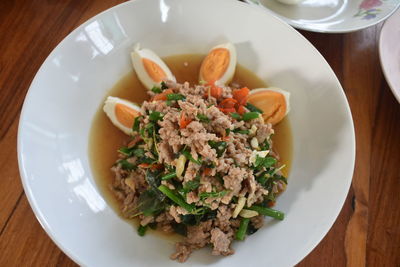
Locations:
16;2;140;266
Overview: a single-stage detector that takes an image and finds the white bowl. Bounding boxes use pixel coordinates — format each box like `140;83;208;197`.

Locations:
245;0;400;33
18;0;355;266
379;8;400;103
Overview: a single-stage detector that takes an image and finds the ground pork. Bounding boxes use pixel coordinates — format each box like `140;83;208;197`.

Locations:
110;81;286;263
183;162;201;183
140;215;154;226
223;167;247;195
251;215;264;229
186;221;212;248
186;191;200;204
170;242;192;263
169;206;188;223
214;205;232;232
210;228;234;256
157;141;174;164
255;121;274;144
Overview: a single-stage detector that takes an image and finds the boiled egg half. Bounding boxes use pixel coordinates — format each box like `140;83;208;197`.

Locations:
247;87;290;125
199;42;237;87
103;96;141;135
131;44;176;90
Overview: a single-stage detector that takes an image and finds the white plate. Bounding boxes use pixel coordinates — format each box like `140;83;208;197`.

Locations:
380;8;400;103
17;0;355;266
245;0;400;33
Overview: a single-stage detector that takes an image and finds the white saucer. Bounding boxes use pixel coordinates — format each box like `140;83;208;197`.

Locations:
245;0;400;33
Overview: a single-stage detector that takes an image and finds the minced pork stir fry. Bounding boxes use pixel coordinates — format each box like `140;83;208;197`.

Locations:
110;80;287;262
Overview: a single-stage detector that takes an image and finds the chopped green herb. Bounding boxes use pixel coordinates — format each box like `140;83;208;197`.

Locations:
182;179;200;192
139;127;146;138
151;86;162;94
180;208;217;226
143;122;155;136
230;112;241;120
248;205;284;220
118;159;136;170
132;116;142;132
197;114;210;123
149;111;164;122
158;185;195;212
246;103;263;114
208;141;227;157
148;222;157;230
118;147;133;156
180;214;198;226
137;188;166;216
145;170;162;190
137;225;148;236
138;156;157;165
235;218;250;240
233;129;250;135
242;112;260;121
182;150;202;165
179;215;197;226
161;81;168;90
201;209;217;221
246;222;259;235
119;147;145;157
166;93;186;101
161;172;177;180
203;161;216;169
254;156;277;169
256;173;268;186
166;100;173;106
225;128;231;135
171;222;187;236
132;148;145;157
259;139;270;150
259;173;287;201
199;190;228;200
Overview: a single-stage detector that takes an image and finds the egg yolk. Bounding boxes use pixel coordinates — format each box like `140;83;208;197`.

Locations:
115;103;140;128
200;48;230;83
142;58;167;83
247;91;287;125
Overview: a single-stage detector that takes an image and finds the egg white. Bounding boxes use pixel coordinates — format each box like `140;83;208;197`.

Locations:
103;96;141;135
200;42;237;87
130;44;176;90
250;87;291;115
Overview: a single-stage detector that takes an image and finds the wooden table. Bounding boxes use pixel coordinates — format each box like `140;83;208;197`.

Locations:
1;0;399;266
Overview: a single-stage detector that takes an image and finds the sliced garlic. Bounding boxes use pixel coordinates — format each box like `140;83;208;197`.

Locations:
176;154;187;179
239;209;259;218
251;137;259;149
233;196;246;218
124;177;136;192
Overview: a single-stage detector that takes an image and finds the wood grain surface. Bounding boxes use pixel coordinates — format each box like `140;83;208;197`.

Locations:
0;0;399;266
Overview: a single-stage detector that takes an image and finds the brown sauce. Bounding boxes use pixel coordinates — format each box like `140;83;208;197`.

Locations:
89;54;293;237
